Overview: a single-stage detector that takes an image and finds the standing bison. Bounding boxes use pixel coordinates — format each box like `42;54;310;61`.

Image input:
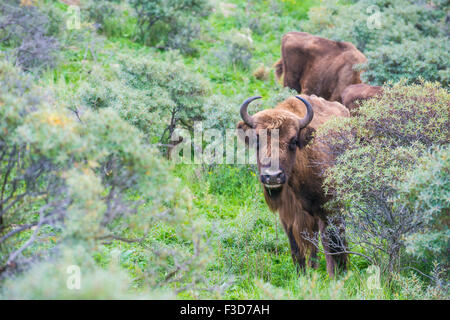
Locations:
341;83;383;111
237;95;349;277
275;32;367;102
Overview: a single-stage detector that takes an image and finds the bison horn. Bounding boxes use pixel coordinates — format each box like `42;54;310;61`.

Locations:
295;95;314;129
240;96;261;128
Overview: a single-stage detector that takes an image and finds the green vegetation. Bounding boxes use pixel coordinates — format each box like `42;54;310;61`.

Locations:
316;81;449;281
398;146;449;279
0;0;448;299
302;0;449;86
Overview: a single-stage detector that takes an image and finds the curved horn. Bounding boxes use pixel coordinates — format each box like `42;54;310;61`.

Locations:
295;95;314;129
240;96;261;128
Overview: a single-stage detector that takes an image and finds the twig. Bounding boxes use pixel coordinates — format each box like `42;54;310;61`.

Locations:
402;266;435;281
302;232;375;264
97;231;149;244
4;203;51;267
0;222;38;243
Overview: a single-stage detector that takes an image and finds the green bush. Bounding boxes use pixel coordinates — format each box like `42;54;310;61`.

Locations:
364;39;450;85
0;59;209;297
0;1;62;72
212;29;254;70
129;0;211;53
78;51;209;144
302;0;449;86
81;0;136;39
316;81;449;273
397;146;449;283
0;246;163;299
202;93;241;131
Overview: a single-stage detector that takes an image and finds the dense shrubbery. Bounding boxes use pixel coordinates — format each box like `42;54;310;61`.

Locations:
0;59;209;298
316;81;449;288
304;1;449;287
363;38;450;86
81;0;136;39
0;1;213;297
0;1;61;71
212;28;254;70
78;51;209;144
81;0;211;54
302;0;449;85
129;0;211;52
397;146;449;285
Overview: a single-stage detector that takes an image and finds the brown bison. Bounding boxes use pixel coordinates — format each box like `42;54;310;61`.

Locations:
237;94;349;277
275;32;367;103
341;83;383;111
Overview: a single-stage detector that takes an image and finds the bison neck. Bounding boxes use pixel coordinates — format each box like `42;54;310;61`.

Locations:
263;145;329;219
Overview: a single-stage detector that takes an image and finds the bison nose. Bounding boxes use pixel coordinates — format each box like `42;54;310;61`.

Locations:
260;170;286;185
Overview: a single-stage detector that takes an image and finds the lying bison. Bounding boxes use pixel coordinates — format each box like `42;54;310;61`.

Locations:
341;83;383;111
275;32;366;102
237;95;349;277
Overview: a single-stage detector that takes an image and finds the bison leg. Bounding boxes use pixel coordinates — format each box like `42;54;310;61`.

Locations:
308;247;319;269
318;218;347;278
307;219;320;269
282;223;306;272
288;228;307;273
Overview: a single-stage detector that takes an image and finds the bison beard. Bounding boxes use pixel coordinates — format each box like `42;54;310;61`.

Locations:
237;94;349;277
275;32;367;103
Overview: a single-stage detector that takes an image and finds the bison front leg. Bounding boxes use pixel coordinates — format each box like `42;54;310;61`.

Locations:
307;223;320;269
283;223;306;272
307;216;320;269
318;218;347;278
308;247;319;269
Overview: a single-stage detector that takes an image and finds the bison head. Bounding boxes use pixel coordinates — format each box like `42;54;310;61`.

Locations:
237;95;314;195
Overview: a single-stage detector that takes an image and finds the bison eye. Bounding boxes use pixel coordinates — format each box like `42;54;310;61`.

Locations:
289;138;297;151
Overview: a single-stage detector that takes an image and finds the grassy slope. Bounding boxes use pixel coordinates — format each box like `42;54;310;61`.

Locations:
40;0;402;299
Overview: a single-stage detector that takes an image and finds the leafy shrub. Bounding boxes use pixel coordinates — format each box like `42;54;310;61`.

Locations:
302;0;449;85
397;146;449;287
364;39;450;85
164;16;202;55
391;271;447;300
129;0;211;53
202;93;241;131
78;51;209;145
233;2;277;36
81;0;136;39
0;59;208;296
212;29;254;70
0;1;60;71
316;81;449;273
0;246;160;299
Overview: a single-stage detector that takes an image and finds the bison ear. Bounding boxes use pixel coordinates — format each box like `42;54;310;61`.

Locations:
296;127;315;149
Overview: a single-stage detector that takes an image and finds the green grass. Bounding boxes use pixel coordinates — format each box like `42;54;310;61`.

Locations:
94;163;400;299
